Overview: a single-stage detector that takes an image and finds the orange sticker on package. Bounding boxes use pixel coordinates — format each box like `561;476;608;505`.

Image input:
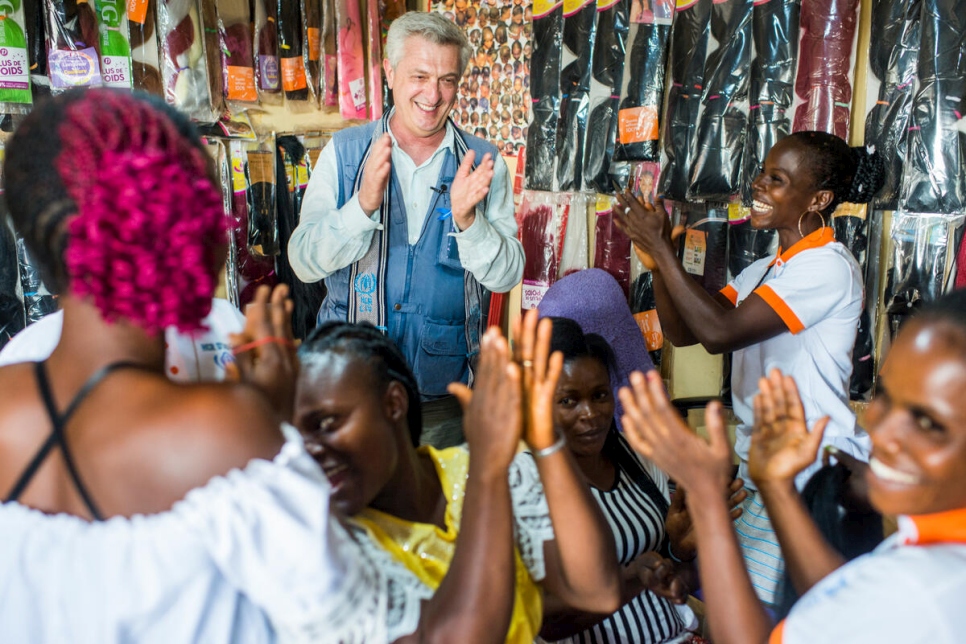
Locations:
633;310;664;352
227;66;257;102
127;0;149;24
618;106;659;144
280;57;308;91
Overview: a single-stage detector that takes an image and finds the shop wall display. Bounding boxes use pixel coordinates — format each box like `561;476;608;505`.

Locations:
433;0;533;155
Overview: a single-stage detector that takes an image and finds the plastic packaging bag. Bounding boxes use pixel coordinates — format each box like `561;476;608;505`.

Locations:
277;135;328;339
519;190;569;310
254;0;282;103
0;160;25;348
678;201;729;295
614;4;673;163
559;191;590;277
157;0;216;121
227;138;278;310
0;2;33;111
336;0;366;120
95;0;133;88
45;0;102;90
687;0;753;201
277;0;312;105
791;0;860;139
629;270;663;368
17;239;58;324
898;0;966;214
659;0;713;201
593;194;631;296
742;0;800;204
304;0;323;103
366;0;383;120
727;206;777;281
129;0;164;95
583;0;629;193
833;209;874;399
556;0;597;191
321;0;338;106
525;0;564;191
862;0;920;210
218;0;258;105
884;211;965;338
25;0;46;77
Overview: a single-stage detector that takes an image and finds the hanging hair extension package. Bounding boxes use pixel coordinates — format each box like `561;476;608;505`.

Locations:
556;0;597;192
276;0;315;110
321;0;338;106
44;0;102;91
593;193;632;296
582;0;629;193
303;0;323;105
791;0;860;139
525;0;564;191
365;0;382;120
659;0;712;201
95;0;133;88
613;0;673;163
129;0;164;95
0;135;25;348
217;0;258;107
741;0;800;204
0;1;33;111
686;0;753;202
157;0;218;121
227;137;278;309
678;201;729;295
335;0;367;120
861;0;920;211
518;190;571;310
253;0;282;105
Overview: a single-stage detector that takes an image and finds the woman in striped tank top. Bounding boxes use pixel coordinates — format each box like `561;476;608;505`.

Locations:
538;317;744;644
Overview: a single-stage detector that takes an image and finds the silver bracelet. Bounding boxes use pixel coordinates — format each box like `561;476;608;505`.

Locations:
532;434;567;459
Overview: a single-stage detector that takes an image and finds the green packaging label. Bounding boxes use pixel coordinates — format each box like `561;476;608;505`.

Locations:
0;2;32;105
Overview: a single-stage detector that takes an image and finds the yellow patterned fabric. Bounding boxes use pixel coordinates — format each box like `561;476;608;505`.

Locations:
352;446;543;643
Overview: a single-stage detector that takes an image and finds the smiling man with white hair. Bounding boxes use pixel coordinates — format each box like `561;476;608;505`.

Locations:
288;11;523;449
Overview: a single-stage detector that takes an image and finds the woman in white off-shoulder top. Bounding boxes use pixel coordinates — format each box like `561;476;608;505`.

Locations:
0;89;519;644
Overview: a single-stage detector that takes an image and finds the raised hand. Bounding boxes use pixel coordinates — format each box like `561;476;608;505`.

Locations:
228;283;299;421
511;309;564;451
748;369;828;488
613;191;674;260
358;133;393;215
448;327;523;473
450;150;495;231
619;370;733;495
665;477;748;560
632;552;690;605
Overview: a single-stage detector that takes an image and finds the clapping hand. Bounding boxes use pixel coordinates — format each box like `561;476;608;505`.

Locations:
748;369;827;489
358;134;393;216
227;284;299;421
449;327;523;473
450;150;495;232
619;370;733;495
511;308;564;452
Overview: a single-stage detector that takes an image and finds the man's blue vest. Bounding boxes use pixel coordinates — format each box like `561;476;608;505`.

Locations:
317;121;496;399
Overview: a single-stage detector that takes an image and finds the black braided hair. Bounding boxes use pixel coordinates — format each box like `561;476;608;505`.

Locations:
547;317;616;376
299;321;423;447
786;131;885;217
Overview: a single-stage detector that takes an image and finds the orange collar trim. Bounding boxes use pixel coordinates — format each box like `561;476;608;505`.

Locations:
897;507;966;546
768;226;836;267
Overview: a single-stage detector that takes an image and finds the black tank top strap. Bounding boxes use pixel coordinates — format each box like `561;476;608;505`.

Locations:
5;360;157;521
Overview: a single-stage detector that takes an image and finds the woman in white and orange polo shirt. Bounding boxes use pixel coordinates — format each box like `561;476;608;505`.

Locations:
617;288;966;643
613;131;883;605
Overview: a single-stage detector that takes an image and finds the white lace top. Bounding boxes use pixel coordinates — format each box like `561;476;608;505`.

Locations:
0;426;431;644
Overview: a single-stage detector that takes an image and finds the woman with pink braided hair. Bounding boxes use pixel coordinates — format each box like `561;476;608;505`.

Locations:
0;89;521;643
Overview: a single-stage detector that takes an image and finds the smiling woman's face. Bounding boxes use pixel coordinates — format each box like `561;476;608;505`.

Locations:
554;356;614;458
864;320;966;517
295;352;402;516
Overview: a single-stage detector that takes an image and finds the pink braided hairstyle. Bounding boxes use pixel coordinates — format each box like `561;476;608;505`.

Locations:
54;90;226;335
